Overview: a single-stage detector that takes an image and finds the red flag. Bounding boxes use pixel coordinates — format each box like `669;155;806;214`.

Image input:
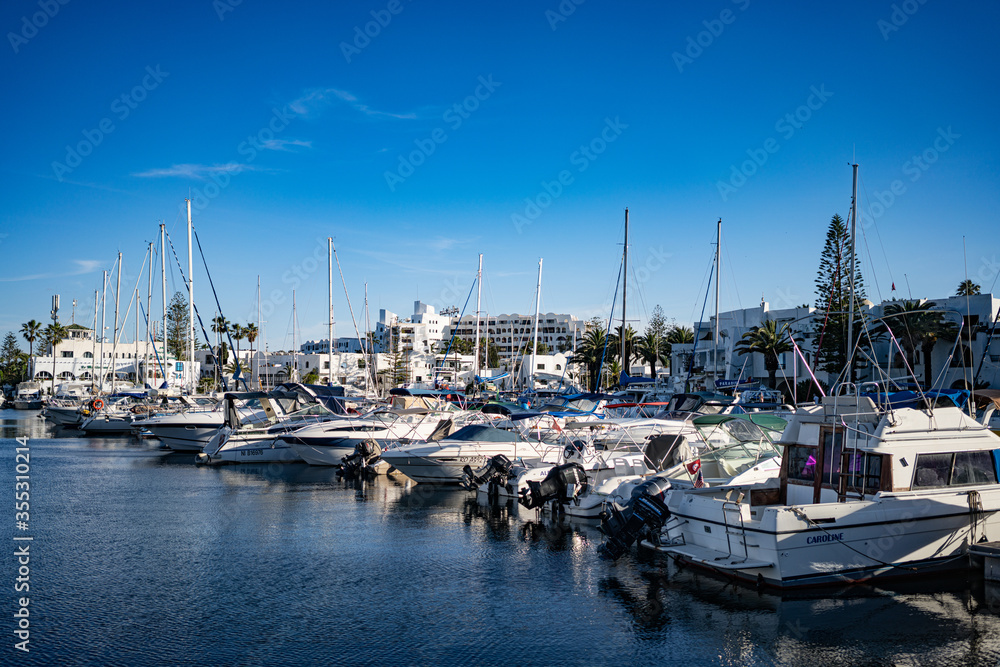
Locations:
891;282;896;291
686;459;702;475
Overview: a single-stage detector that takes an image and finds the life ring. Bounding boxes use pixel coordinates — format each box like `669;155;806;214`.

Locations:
91;398;104;411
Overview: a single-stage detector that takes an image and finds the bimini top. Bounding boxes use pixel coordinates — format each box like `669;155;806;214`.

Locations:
861;388;969;410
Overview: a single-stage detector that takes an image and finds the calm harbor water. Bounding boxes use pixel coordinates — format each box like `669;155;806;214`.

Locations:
3;410;1000;666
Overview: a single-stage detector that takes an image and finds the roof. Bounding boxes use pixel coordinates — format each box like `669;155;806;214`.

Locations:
65;323;91;330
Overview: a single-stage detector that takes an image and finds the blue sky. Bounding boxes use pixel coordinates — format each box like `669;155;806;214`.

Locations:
2;0;998;351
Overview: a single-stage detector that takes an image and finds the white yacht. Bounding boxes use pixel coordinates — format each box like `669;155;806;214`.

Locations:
195;386;350;464
280;408;461;467
12;381;43;410
644;391;1000;588
380;420;560;484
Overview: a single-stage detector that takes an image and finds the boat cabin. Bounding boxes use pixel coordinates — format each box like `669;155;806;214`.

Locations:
776;394;1000;506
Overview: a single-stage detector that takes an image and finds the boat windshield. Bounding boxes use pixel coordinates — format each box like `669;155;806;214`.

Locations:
443;424;519;443
697;418;774;447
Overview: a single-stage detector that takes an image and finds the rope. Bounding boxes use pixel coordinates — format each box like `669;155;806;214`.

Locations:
193;228;247;390
595;257;622;391
788;507;920;572
163;229;226;390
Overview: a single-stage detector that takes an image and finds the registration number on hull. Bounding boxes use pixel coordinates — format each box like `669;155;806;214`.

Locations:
239;449;264;457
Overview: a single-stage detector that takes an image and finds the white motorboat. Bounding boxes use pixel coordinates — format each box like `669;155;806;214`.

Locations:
642;391;1000;588
195;386;351;464
474;413;784;520
280;408;463;467
379;420;560;484
12;381;43;410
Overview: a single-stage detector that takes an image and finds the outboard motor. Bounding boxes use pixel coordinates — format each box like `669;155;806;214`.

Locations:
338;439;382;478
518;463;588;510
461;454;515;491
598;476;673;560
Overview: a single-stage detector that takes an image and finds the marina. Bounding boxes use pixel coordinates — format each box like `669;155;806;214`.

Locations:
3;1;999;664
4;409;1000;666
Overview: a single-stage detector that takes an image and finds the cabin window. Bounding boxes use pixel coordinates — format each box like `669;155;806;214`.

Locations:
952;451;997;486
912;452;997;488
913;453;952;487
841;451;883;495
787;445;817;483
822;428;844;488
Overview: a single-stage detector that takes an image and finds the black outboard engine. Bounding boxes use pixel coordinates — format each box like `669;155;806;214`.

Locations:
598;476;673;560
338;439;382;479
518;463;588;510
461;454;515;491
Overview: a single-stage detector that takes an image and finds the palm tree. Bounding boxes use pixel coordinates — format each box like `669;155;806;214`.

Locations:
244;323;258;382
20;320;41;380
956;279;981;296
608;324;639;368
636;331;666;378
41;323;68;395
573;327;609;391
734;319;793;389
231;324;246;379
874;301;958;389
666;325;695;345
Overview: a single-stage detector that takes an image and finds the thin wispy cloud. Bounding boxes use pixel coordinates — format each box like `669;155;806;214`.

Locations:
288;87;416;120
261;138;312;151
132;163;266;179
0;259;103;283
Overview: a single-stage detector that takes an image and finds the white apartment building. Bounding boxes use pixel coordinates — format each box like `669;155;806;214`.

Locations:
30;324;199;390
670;293;1000;393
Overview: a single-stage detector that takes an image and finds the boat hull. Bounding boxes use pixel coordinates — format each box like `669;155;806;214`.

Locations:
652;485;1000;588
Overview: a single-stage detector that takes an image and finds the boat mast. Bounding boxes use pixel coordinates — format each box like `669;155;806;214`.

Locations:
133;286;139;386
848;163;859;384
531;258;543;390
622;208;628;376
99;269;107;392
186;199;194;394
91;289;98;394
715;218;721;383
160;223;166;388
112;252;122;394
292;290;298;382
328;237;334;387
474;254;483;382
145;241;153;388
256;275;261;390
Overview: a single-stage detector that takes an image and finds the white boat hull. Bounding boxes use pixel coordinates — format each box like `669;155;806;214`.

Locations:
201;437;302;464
653;485;1000;588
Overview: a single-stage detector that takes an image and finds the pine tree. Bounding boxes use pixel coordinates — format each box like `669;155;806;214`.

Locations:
813;213;868;379
166;292;190;361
